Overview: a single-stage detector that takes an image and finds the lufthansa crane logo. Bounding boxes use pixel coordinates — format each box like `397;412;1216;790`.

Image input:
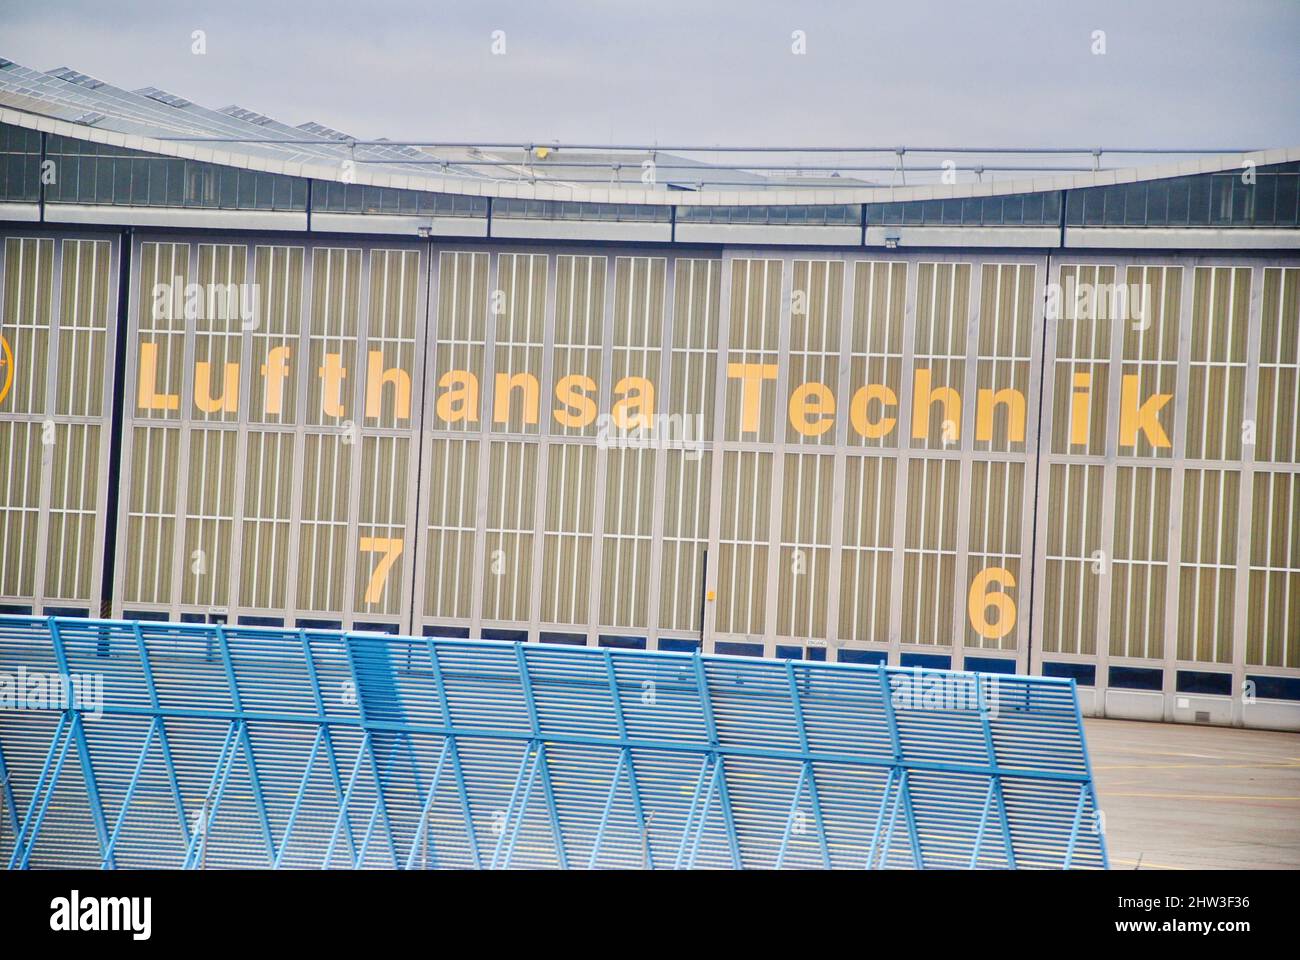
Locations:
0;332;13;406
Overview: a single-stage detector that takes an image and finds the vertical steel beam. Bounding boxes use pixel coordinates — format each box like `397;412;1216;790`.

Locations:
426;636;482;867
691;652;742;866
133;622;191;848
1073;676;1109;868
301;629;359;865
969;779;996;868
357;735;418;868
49;619;112;866
404;737;451;870
865;767;896;869
100;717;157;869
181;719;238;869
774;762;807;868
0;743;18;847
603;649;653;868
878;766;905;868
274;725;325;868
323;730;370;869
1063;782;1088;868
215;624;277;865
786;660;832;867
685;757;722;869
490;740;531;870
8;712;69;869
514;643;569;867
493;743;541;869
899;770;925;869
976;671;1016;867
343;631;402;868
588;749;625;868
673;754;712;870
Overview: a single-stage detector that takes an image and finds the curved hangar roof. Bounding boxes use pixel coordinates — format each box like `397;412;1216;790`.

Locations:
0;56;1297;248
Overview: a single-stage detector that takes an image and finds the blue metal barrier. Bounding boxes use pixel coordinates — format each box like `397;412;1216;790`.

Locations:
0;616;1107;869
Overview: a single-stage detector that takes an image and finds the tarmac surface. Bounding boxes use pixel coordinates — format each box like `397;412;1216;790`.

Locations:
1086;717;1300;870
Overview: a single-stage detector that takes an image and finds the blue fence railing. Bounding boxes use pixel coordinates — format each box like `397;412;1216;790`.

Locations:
0;616;1108;869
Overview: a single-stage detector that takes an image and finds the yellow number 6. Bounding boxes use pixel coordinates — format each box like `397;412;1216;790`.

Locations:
968;567;1017;640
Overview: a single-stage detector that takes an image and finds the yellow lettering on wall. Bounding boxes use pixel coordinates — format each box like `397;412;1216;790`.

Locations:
260;346;291;416
435;370;479;424
1119;374;1172;448
194;361;239;413
612;376;655;430
1070;372;1092;446
553;374;598;428
968;567;1017;640
975;387;1026;443
849;383;897;439
911;368;961;440
131;356;1186;449
493;371;540;425
358;536;404;605
318;353;347;417
788;381;835;436
137;342;179;411
726;362;779;434
0;333;13;406
365;350;412;420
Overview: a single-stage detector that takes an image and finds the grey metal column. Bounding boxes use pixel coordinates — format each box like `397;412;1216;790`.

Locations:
704;250;737;652
885;258;920;665
409;242;442;635
950;256;983;670
222;242;256;624
468;251;500;638
1158;262;1197;720
585;253;618;644
762;254;794;655
30;236;61;613
282;241;315;628
525;252;558;642
824;252;855;655
1229;263;1265;725
644;255;677;649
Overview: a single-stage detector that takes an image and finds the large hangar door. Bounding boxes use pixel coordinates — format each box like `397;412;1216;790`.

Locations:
704;252;1049;673
112;236;428;631
1031;256;1300;728
0;231;119;617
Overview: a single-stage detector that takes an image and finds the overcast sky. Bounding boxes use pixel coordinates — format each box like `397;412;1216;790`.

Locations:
5;0;1299;149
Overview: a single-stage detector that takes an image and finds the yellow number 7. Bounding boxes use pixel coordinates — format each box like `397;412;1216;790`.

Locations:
358;536;404;605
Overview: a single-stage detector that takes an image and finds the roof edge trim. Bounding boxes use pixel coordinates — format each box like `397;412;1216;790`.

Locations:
3;107;1297;208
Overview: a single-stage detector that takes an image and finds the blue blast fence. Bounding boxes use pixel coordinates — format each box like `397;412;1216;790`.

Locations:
0;616;1107;869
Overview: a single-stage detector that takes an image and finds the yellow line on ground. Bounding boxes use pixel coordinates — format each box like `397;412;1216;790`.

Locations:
1109;856;1183;870
1094;761;1300;770
1104;791;1300;801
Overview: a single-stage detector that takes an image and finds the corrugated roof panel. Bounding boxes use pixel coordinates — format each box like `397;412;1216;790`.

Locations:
220;105;275;126
48;66;104;89
135;86;193;109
